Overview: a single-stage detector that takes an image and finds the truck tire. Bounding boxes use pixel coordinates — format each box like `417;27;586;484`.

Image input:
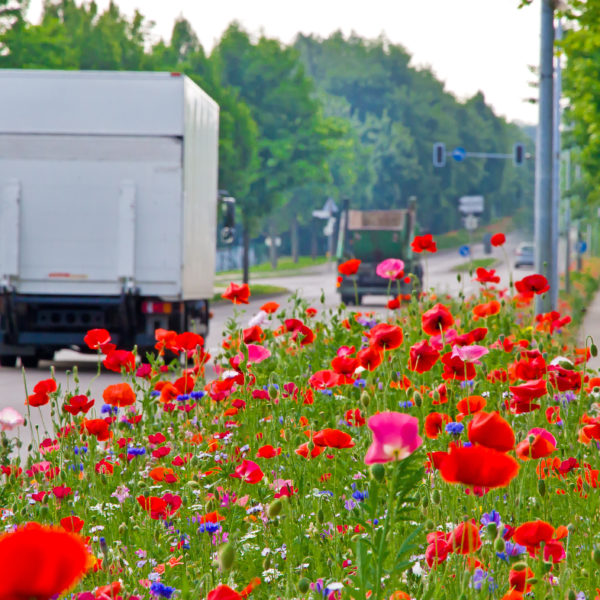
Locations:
20;356;39;369
0;355;17;367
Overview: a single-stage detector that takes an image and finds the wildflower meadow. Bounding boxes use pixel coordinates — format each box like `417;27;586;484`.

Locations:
2;233;600;600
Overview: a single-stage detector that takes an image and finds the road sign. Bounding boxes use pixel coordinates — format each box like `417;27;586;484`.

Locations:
452;147;466;162
459;245;471;257
577;240;587;254
464;214;479;231
458;195;484;214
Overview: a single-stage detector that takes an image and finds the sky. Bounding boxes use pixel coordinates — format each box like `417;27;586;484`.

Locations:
27;0;542;125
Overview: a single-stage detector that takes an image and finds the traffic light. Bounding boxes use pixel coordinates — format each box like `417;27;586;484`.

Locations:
433;142;446;167
513;143;525;166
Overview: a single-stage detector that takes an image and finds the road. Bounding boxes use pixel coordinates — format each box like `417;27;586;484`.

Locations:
0;231;549;452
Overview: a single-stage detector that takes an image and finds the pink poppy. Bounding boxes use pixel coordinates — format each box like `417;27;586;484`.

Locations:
376;258;405;280
230;344;271;368
364;412;423;464
229;460;264;484
451;344;489;364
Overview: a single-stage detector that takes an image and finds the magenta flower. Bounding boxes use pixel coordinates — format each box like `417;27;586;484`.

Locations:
231;344;271;368
376;258;405;280
364;412;423;464
451;344;489;364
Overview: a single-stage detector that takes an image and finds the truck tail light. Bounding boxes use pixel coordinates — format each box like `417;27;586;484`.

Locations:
141;301;172;314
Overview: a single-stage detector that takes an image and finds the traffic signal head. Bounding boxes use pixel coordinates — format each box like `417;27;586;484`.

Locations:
513;143;525;166
433;142;446;167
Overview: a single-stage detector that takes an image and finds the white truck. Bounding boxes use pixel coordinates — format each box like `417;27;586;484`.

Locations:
0;69;225;367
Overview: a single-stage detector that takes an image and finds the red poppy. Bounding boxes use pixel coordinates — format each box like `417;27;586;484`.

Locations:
243;326;264;344
312;428;355;449
424;412;451;439
408;340;440;373
284;319;315;346
172;332;204;353
63;394;94;415
137;493;181;519
438;444;519;488
83;328;111;350
27;392;51;407
509;378;548;401
260;301;279;314
331;355;359;376
338;259;361;276
512;520;555;553
467;411;515;452
441;352;477;381
515;274;550;295
59;516;85;533
102;382;136;407
516;429;557;460
548;365;581;392
197;511;226;524
81;418;111;442
474;267;500;284
512;354;547;381
295;442;324;459
450;521;482;554
309;370;341;389
490;232;505;246
345;408;366;427
0;523;90;599
421;303;454;336
102;349;135;373
509;566;535;593
425;532;451;567
357;346;383;371
229;460;264;484
256;445;281;459
222;282;250;305
411;234;437;253
473;300;501;319
456;395;486;421
368;323;404;351
208;585;242;600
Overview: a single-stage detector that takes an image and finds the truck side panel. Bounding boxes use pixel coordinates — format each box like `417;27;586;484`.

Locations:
0;134;183;297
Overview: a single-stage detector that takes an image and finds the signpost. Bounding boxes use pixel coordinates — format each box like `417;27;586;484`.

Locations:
458;195;484;215
433;144;527;166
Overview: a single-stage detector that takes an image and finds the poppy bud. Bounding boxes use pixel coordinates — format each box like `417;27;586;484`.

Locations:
432;489;441;505
567;590;577;600
592;343;598;357
269;386;278;400
317;509;325;523
458;595;467;600
425;519;434;530
218;543;235;570
360;391;370;408
432;390;440;403
592;548;600;564
493;537;505;553
390;371;399;383
350;534;360;543
268;499;283;518
39;505;50;518
413;391;422;407
567;523;575;535
320;291;325;304
485;523;498;539
421;495;429;508
263;556;271;569
537;479;546;496
580;568;589;578
541;560;553;573
298;578;310;593
370;463;385;483
512;561;528;571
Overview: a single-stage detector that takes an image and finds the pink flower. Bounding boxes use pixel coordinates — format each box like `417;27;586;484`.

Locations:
451;344;489;364
376;258;405;280
229;460;264;484
364;412;423;464
231;344;271;368
0;407;24;431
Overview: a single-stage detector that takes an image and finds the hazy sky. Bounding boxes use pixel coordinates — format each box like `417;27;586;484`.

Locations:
27;0;542;124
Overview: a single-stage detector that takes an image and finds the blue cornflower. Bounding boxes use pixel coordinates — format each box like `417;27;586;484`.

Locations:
353;379;366;388
197;522;221;534
150;582;176;598
398;401;412;408
351;490;368;502
317;490;334;497
190;391;205;399
177;394;190;402
100;404;118;415
445;422;464;435
481;510;501;527
150;390;161;397
127;446;146;456
471;568;497;592
321;389;333;396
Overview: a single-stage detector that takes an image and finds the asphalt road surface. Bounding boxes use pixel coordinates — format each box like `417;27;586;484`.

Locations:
0;232;544;452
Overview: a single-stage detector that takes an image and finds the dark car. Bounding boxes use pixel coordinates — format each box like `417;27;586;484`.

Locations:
515;243;534;268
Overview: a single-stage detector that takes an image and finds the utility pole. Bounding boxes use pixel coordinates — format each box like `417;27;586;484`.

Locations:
534;0;556;313
551;19;562;309
565;149;571;294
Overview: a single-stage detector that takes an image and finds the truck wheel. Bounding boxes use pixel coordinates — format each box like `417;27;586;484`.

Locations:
20;356;39;369
0;355;17;367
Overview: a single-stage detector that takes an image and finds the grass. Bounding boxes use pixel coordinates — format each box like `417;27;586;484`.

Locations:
451;257;498;273
434;216;515;252
560;256;600;337
217;255;328;277
211;283;288;304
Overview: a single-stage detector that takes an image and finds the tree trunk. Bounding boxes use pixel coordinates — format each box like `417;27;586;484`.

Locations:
291;213;299;263
311;219;318;260
242;220;250;284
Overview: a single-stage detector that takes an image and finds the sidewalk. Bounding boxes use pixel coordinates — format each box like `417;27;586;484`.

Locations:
579;290;600;372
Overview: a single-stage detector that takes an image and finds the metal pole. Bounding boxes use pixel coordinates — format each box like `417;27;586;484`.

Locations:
535;0;555;313
565;149;571;293
550;19;562;309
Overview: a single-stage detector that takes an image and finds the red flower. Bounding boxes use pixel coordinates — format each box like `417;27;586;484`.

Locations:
512;520;554;554
474;267;500;284
208;585;242;600
438;444;519;488
27;379;58;407
103;383;136;407
312;428;355;449
490;232;505;247
60;516;85;533
81;418;111;442
345;408;366;427
548;365;581;392
256;445;281;459
421;303;454;336
467;411;515;452
411;234;437;253
295;442;324;459
172;332;204;353
368;323;404;351
509;566;535;593
102;349;135;373
137;493;181;519
63;394;94;415
309;370;341;389
424;412;451;439
509;378;547;403
357;346;383;371
408;340;440;373
516;429;557;460
284;319;315;346
0;523;90;599
229;460;264;484
450;521;482;554
83;328;111;350
222;282;250;305
456;395;486;421
441;352;476;381
515;274;550;295
473;300;501;319
260;301;279;314
243;326;264;344
338;259;361;276
331;355;359;376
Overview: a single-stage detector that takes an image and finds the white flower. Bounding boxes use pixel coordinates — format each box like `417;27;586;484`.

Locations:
0;407;24;431
248;310;268;327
